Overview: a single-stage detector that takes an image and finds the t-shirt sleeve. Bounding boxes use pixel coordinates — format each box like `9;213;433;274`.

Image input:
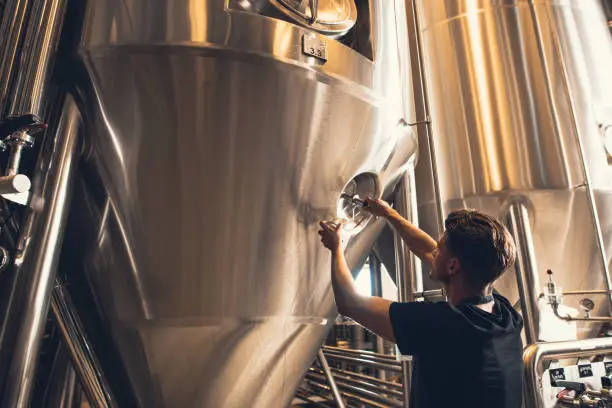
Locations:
389;301;455;355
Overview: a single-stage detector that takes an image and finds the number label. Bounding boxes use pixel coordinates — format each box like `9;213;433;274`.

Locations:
578;364;593;378
549;368;566;383
302;35;328;62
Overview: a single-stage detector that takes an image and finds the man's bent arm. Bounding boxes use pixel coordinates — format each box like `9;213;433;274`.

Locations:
385;208;437;269
331;249;396;342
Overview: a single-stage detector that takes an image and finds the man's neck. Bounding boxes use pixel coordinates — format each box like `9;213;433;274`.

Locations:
444;282;492;306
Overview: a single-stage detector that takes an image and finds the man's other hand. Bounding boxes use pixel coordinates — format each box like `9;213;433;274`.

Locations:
363;197;393;218
318;220;344;252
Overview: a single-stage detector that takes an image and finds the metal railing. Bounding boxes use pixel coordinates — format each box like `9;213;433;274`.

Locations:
322;349;402;374
298;345;405;407
523;338;612;408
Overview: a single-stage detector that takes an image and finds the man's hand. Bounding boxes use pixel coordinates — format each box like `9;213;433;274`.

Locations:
363;197;394;218
318;220;344;252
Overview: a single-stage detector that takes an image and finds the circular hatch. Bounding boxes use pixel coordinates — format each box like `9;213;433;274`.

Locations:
337;172;380;233
270;0;357;37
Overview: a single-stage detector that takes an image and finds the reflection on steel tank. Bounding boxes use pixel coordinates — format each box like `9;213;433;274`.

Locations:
413;0;612;344
62;0;418;407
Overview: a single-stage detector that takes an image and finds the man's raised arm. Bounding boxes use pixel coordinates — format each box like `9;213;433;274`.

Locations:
364;198;438;270
318;221;396;342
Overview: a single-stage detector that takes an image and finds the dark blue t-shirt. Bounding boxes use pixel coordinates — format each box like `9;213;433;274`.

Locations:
389;292;523;408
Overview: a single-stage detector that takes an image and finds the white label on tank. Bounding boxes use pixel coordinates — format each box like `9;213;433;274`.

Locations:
302;35;328;62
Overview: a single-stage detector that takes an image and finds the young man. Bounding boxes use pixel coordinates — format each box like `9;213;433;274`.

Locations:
318;198;523;408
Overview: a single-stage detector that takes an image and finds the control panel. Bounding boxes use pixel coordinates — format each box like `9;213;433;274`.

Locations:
543;361;612;407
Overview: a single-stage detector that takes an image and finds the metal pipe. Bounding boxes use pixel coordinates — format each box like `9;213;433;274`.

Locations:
324;346;397;361
369;255;387;379
505;200;541;345
0;94;80;407
317;349;346;408
3;128;37;180
414;289;444;301
323;350;399;366
51;281;116;408
323;353;402;373
552;305;612;322
392;168;423;407
0;174;31;194
323;350;397;361
7;0;67;117
562;290;612;296
523;338;612;408
307;372;401;399
406;0;444;236
306;374;403;407
558;394;605;407
529;0;612;308
326;367;404;390
587;389;612;401
306;377;402;408
294;391;333;408
0;0;31;115
6;143;23;175
306;381;395;408
309;369;404;398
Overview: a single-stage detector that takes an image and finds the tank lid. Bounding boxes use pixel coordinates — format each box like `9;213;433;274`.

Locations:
270;0;357;37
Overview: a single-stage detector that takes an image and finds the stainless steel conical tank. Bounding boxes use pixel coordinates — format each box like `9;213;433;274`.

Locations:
64;1;417;406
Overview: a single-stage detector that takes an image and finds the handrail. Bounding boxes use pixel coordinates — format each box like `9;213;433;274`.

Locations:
523;338;612;408
309;368;404;398
317;349;346;408
328;367;404;389
323;346;397;361
323;353;402;373
306;373;403;407
305;382;394;408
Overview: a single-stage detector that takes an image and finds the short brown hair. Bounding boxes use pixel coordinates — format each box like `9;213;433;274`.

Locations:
443;209;516;288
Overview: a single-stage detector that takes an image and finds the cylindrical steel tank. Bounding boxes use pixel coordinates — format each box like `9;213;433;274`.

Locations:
414;0;612;342
59;1;418;407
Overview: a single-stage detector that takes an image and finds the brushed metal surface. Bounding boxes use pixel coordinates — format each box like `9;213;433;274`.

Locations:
415;0;612;341
0;0;30;115
51;281;116;407
0;93;81;407
64;1;417;407
6;0;67;117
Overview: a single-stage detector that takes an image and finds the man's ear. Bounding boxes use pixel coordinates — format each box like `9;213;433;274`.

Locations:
448;258;461;277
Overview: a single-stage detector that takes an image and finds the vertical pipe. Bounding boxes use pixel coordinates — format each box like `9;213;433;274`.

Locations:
393;167;423;407
6;142;24;176
51;281;116;408
406;0;444;237
317;349;347;408
0;0;31;115
505;201;541;345
0;94;80;408
6;0;67;117
369;255;387;380
352;324;365;374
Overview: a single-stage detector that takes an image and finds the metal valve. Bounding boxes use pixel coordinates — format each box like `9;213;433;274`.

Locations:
545;269;563;307
0;114;46;205
580;298;596;319
558;393;606;407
